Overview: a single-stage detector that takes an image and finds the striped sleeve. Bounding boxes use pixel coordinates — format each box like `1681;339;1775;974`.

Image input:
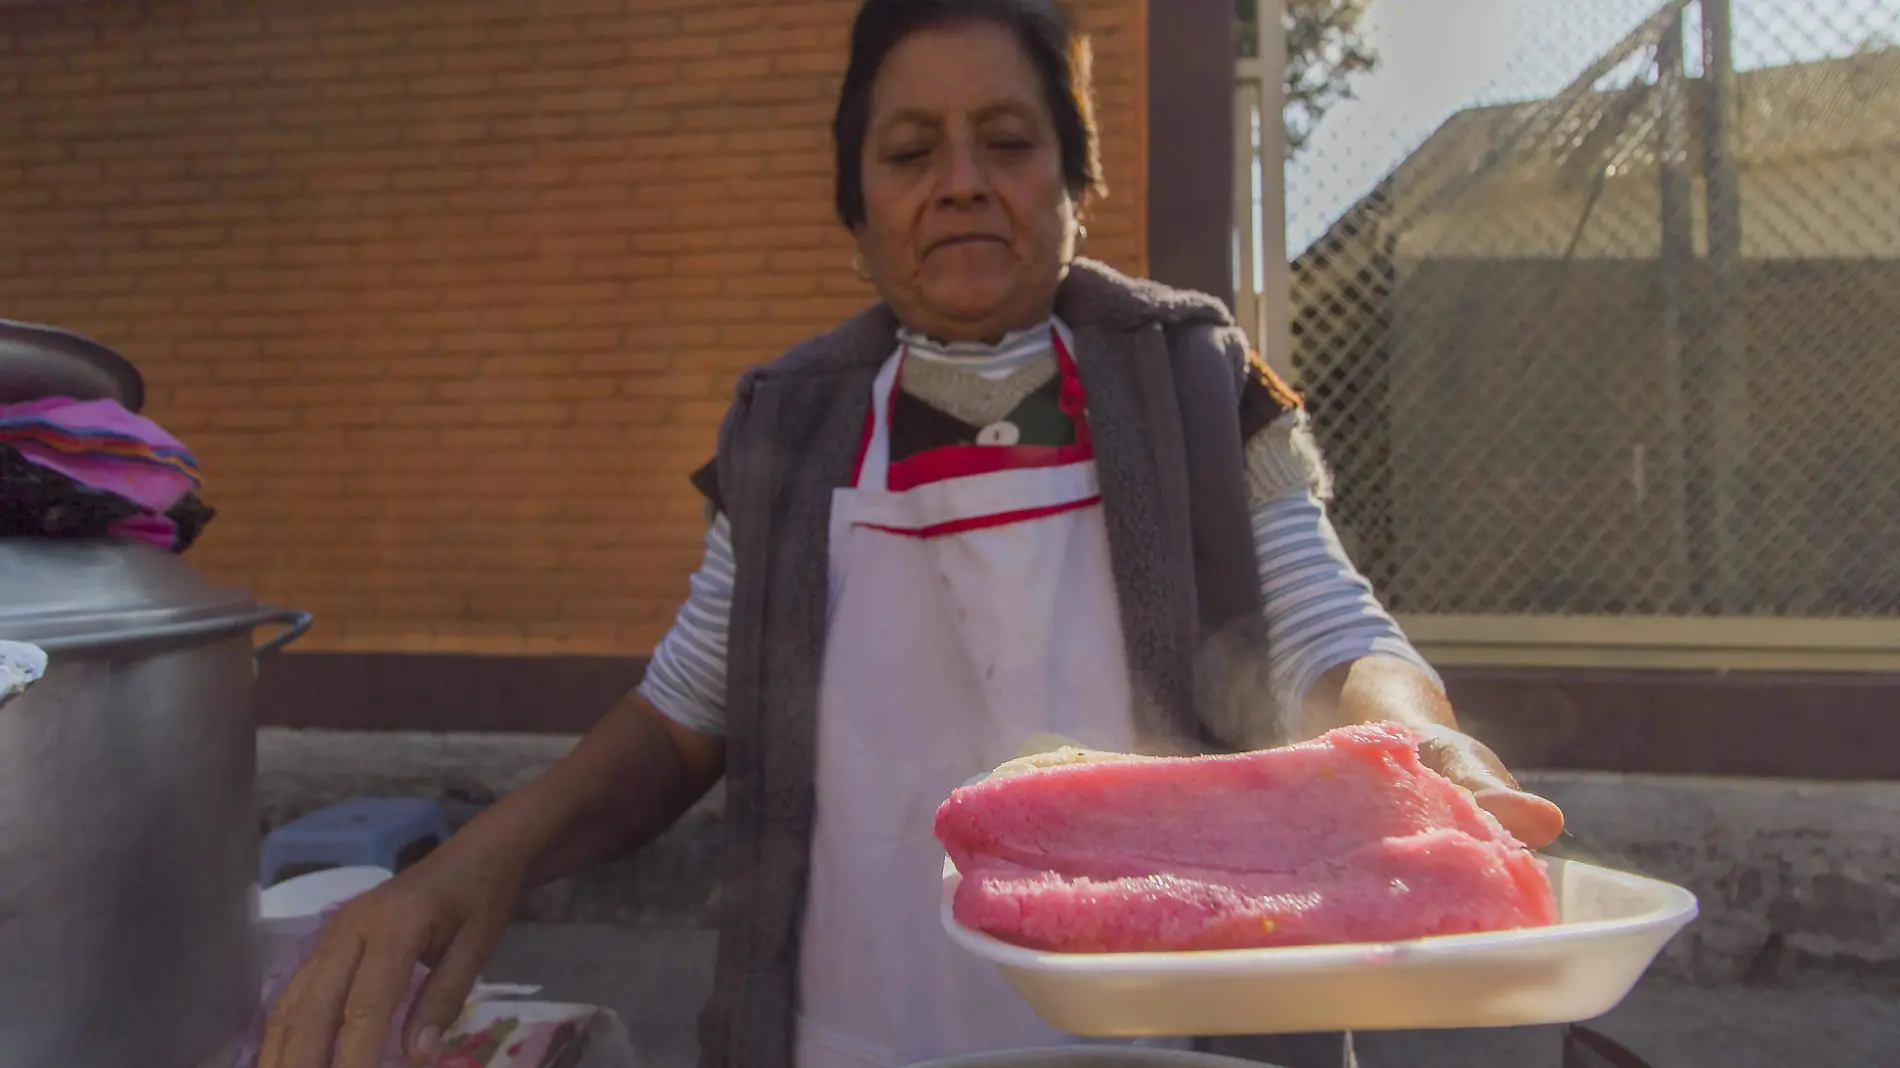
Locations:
637;515;734;738
1254;488;1442;712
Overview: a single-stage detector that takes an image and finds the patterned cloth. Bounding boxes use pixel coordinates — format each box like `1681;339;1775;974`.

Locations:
0;397;213;551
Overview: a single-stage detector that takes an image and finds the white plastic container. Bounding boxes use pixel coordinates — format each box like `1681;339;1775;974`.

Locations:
258;865;394;921
941;857;1697;1037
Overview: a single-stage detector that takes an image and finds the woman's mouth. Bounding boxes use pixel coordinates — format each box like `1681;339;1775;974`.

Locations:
927;235;1009;255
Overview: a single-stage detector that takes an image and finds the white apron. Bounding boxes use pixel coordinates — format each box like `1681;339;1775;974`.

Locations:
793;328;1188;1067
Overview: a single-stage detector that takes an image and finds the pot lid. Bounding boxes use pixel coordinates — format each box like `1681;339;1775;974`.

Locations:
0;540;255;647
0;318;146;412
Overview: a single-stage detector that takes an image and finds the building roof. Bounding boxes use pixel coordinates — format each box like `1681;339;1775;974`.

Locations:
1296;36;1900;275
1415;48;1898;199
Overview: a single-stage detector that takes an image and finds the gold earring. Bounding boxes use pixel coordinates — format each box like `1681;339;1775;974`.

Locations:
851;250;872;282
1074;224;1089;257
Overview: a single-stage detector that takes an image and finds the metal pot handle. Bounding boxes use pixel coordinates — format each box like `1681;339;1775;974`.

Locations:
252;607;314;663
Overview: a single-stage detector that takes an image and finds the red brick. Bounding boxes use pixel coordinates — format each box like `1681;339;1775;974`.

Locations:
490;19;584;47
491;114;585;139
383;355;480;378
380;403;486;427
577;351;674;375
534;138;639;164
345;428;438;452
489;162;578;187
572;399;672;425
409;73;495;98
437;378;606;404
538;234;629;259
440;427;528;451
626;34;721;61
483;353;581;377
400;22;491;51
433;332;530;354
527;327;624;351
537;88;629;115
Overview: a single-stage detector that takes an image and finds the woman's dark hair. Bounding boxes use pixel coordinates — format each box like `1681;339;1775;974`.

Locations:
832;0;1103;230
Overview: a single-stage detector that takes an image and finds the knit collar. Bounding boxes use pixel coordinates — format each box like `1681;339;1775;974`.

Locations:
895;319;1054;365
746;258;1236;384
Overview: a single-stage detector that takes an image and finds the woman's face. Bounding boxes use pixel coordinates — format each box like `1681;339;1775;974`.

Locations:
855;21;1080;343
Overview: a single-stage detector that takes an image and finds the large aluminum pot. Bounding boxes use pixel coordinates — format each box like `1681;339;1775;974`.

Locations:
0;540;311;1068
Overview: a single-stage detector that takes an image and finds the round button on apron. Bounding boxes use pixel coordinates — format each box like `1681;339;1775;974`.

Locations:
976;421;1021;447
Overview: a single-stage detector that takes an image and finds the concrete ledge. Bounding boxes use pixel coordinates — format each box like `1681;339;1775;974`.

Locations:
1530;772;1900;988
259;729;1900;985
257;728;723;928
256;728;572;829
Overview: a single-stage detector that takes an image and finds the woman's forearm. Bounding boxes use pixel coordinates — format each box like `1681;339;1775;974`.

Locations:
1250;489;1441;724
465;517;732;888
1299;653;1458;738
451;693;726;889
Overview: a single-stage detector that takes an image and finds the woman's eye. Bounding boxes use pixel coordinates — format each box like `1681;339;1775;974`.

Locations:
886;147;931;164
991;139;1034;154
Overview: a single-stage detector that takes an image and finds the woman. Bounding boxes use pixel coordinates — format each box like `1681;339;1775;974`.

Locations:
262;3;1563;1067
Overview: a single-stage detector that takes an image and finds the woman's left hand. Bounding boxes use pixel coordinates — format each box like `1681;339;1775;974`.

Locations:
1310;656;1567;850
1409;721;1566;850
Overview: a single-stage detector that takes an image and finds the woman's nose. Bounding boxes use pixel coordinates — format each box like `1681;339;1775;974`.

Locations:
934;142;991;206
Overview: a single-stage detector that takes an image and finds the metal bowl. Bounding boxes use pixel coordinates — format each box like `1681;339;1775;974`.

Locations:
0;317;145;411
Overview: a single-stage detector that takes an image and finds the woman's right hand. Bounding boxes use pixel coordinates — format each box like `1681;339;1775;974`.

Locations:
257;696;724;1068
259;830;529;1068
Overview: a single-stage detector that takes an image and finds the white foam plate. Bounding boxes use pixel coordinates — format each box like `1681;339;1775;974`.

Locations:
941;857;1697;1037
259;865;394;920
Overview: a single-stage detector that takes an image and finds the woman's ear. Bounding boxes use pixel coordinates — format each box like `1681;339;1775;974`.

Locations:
1061;197;1087;263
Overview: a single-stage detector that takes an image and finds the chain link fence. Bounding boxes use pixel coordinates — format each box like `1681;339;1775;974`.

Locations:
1282;0;1900;621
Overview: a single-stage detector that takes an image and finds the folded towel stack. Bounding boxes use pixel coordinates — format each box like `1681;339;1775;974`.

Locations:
0;395;214;551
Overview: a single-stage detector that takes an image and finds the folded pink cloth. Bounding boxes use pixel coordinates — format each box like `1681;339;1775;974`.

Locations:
0;396;195;454
106;510;182;551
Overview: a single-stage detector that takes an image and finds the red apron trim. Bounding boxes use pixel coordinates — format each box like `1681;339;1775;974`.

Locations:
850;398;877;486
886;440;1093;492
1051;330;1090;448
853;495;1101;540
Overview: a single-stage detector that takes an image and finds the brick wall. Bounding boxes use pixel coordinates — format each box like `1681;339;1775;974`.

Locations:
2;0;1150;655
